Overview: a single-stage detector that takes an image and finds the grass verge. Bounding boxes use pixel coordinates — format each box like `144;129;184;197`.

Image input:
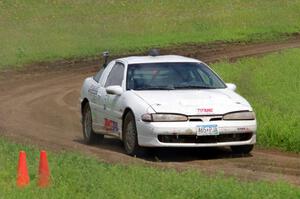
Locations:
0;138;299;199
1;0;300;68
212;48;300;152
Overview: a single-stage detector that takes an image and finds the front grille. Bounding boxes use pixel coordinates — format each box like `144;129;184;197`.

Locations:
158;133;253;144
209;117;222;121
189;118;203;122
188;115;223;122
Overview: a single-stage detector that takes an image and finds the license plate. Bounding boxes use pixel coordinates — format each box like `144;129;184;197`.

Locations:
196;124;219;136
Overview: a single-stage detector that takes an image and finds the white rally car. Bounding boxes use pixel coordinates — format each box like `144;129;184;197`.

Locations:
80;51;257;155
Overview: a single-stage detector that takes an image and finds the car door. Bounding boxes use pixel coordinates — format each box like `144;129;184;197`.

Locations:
103;62;125;136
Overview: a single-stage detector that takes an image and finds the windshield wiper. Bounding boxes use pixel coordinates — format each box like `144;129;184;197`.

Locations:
174;85;216;89
134;86;174;90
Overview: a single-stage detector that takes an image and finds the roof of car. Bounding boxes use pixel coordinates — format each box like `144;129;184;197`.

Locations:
117;55;202;64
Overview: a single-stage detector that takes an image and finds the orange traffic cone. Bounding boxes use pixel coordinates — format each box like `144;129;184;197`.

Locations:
16;151;30;187
38;150;50;187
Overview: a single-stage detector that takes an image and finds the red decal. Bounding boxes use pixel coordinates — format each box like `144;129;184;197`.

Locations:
104;118;112;130
198;108;213;113
104;118;118;131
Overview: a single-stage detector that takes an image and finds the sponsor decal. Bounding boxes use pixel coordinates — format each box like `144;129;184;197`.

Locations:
88;85;99;95
104;118;118;132
197;108;213;113
237;127;250;131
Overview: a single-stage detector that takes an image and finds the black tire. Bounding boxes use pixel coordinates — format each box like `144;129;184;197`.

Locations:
82;103;103;144
123;111;140;156
231;145;254;154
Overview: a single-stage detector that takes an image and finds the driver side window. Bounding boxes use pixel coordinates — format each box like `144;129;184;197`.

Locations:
105;62;125;87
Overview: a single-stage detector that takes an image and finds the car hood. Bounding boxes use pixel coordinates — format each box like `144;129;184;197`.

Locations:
132;89;252;115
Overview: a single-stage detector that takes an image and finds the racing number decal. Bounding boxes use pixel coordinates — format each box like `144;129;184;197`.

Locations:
88;85;99;95
104;118;118;132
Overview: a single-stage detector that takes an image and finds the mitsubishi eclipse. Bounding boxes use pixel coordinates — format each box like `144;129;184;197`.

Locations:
80;51;257;156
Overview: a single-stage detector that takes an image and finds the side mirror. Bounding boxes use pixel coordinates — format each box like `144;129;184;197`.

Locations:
106;85;123;95
226;83;237;91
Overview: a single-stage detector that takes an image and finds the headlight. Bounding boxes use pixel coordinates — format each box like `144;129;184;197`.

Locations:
141;113;188;122
223;111;255;120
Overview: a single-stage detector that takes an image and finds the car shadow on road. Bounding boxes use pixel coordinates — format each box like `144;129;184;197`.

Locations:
143;147;252;162
74;136;252;163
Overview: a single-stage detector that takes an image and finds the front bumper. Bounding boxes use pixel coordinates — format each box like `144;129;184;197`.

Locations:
136;120;257;147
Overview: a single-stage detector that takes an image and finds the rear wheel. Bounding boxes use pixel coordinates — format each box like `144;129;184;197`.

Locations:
123;111;140;156
231;145;254;154
82;103;103;144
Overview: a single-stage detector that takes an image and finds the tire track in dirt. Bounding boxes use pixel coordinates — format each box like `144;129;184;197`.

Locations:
1;36;300;186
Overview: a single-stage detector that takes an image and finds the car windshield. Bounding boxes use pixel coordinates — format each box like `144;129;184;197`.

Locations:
126;62;226;90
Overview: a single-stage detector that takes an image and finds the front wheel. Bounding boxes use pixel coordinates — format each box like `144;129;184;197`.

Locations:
231;145;254;154
82;103;103;144
123;111;140;156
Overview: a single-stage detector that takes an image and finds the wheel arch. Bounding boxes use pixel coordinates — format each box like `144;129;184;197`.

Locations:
81;98;89;116
121;107;134;140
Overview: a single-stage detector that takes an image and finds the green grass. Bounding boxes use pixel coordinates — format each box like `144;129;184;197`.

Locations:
1;0;300;68
0;138;299;199
212;48;300;152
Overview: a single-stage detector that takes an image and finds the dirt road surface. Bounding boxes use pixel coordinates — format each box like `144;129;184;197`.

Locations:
1;36;300;186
